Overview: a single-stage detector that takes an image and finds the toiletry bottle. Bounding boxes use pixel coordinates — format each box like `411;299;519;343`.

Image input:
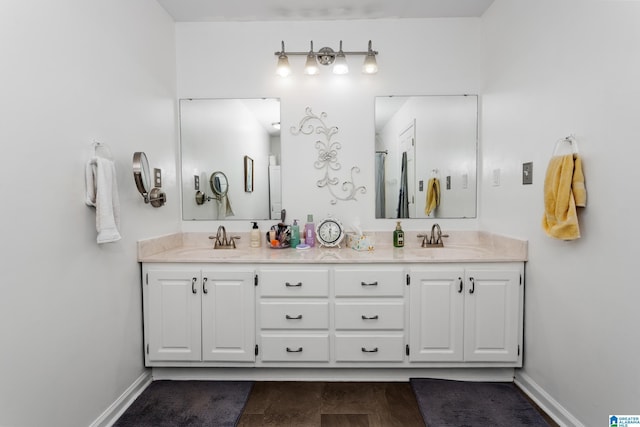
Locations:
393;221;405;248
304;214;316;247
290;220;300;248
250;222;261;248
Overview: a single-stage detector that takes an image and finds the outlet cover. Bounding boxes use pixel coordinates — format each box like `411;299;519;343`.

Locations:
154;168;162;188
492;168;501;186
523;162;533;185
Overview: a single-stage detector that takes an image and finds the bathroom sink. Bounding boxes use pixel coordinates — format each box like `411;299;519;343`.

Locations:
406;245;489;260
170;247;251;260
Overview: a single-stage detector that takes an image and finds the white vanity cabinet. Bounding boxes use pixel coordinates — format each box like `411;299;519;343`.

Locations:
408;264;522;364
142;264;256;365
333;267;406;363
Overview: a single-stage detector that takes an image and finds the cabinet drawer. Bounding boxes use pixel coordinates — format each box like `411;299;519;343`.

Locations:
260;269;329;297
335;301;404;330
335;334;405;362
260;301;329;329
260;334;330;362
334;268;405;297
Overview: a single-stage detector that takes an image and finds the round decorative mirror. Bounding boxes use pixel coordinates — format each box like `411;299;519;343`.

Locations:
133;152;150;200
209;171;229;199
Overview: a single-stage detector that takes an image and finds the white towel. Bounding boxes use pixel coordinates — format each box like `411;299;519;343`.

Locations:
85;157;122;244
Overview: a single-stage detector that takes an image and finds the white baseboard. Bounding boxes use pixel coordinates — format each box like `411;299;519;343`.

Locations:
89;370;152;427
151;367;516;383
515;371;584;427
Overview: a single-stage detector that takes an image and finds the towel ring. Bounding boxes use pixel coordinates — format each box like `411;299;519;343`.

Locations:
552;135;579;156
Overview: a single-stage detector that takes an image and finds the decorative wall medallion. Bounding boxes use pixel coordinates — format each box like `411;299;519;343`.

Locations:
291;107;366;204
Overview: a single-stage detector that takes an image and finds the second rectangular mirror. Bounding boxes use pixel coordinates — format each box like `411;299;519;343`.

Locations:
375;95;478;219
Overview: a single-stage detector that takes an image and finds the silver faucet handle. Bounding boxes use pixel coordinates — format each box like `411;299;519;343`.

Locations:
417;233;431;247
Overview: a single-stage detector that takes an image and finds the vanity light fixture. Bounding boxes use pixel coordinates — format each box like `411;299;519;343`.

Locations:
275;40;378;77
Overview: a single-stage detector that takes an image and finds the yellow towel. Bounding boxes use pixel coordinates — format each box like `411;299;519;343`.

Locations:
542;154;587;240
425;177;440;216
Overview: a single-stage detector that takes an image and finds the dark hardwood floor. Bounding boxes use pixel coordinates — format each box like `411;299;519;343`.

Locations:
237;381;425;426
237;381;559;427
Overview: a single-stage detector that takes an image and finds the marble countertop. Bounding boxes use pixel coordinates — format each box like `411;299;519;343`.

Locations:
138;231;527;264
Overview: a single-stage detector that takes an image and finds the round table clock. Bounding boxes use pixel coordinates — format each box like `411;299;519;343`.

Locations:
315;217;345;248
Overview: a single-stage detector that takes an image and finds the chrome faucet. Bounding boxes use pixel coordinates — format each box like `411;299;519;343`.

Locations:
209;225;240;249
417;223;449;248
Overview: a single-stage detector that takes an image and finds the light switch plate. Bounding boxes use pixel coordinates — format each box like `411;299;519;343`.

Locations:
523;162;533;185
194;175;200;190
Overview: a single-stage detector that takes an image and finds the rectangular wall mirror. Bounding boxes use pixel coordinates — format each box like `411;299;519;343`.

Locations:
180;98;281;220
375;95;477;219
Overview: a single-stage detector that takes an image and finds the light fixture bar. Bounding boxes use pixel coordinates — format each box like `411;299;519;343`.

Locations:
274;40;378;76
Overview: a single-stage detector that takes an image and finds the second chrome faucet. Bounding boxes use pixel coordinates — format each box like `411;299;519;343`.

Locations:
417;224;449;248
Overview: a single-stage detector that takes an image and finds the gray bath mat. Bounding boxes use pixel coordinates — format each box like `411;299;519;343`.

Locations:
410;378;550;426
113;380;253;427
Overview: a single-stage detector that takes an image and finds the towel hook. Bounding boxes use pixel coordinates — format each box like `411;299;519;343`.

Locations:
552;134;579;156
93;140;113;160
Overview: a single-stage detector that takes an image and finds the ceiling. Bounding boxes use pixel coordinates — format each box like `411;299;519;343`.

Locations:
155;0;494;22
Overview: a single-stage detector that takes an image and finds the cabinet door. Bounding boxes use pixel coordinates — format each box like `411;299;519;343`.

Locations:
409;269;465;362
201;269;255;362
464;269;520;362
147;270;201;362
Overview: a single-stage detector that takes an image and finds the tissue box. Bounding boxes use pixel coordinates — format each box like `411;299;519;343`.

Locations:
350;234;375;251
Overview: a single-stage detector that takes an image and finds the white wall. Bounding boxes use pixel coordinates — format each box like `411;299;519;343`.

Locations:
0;1;178;426
481;1;640;425
176;19;483;233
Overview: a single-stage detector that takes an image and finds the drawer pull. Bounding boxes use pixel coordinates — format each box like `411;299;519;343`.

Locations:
285;282;302;287
191;277;197;294
202;277;208;294
285;314;303;320
361;315;379;320
361;347;379;353
286;347;303;353
361;281;378;287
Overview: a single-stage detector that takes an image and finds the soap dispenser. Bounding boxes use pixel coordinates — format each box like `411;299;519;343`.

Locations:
393;221;405;248
304;214;316;247
290;220;300;248
250;222;261;248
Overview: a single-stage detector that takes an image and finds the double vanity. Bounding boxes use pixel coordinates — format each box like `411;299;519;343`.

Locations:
138;230;527;380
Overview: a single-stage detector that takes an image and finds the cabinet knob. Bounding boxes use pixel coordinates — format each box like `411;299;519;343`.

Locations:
361;315;379;320
361;281;378;286
361;347;379;353
286;347;303;353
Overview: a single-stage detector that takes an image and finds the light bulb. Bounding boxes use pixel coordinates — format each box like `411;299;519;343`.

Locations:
362;53;378;74
304;53;319;75
333;52;349;75
276;53;291;77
